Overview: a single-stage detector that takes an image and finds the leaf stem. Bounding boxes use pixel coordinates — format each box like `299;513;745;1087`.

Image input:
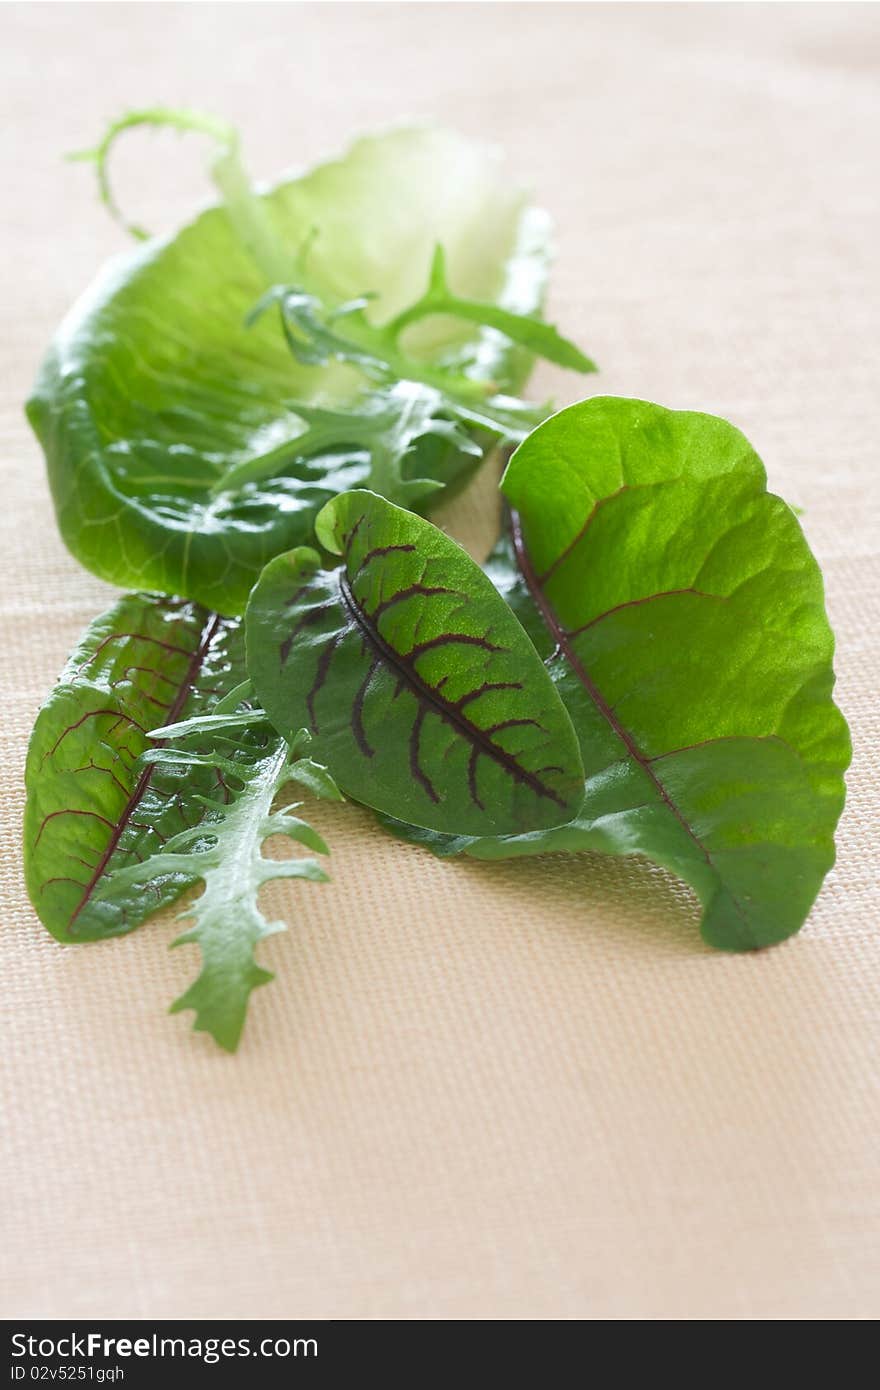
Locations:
72;107;291;282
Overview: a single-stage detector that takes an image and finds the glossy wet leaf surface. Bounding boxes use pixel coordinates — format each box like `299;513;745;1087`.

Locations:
28;127;561;614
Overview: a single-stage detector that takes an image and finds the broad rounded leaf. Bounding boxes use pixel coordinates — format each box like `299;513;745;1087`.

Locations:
482;396;851;949
27;127;553;614
389;398;850;950
245;491;585;837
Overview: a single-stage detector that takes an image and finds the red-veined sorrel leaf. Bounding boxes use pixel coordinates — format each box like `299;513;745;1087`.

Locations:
245;491;585;837
24;592;340;1049
24;594;241;940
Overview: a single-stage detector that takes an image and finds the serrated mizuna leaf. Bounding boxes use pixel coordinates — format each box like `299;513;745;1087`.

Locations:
106;732;335;1051
441;397;850;949
245;491;585;837
24;594;243;940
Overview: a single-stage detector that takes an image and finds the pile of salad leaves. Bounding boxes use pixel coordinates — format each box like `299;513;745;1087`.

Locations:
24;109;850;1050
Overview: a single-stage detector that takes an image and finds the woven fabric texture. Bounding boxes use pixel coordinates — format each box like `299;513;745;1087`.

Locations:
1;2;878;1320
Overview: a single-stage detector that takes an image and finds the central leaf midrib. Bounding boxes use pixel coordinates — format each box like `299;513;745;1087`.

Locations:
337;572;566;808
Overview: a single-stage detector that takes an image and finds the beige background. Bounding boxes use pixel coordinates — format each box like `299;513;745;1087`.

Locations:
2;2;878;1320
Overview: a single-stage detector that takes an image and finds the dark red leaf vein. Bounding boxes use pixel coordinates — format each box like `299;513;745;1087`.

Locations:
61;611;224;931
510;510;750;926
337;574;567;810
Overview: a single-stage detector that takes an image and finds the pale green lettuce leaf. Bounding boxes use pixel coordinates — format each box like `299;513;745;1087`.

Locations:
27;123;567;614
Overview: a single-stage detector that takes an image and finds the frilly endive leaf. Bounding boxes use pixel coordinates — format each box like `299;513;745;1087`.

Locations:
28;119;584;614
382;398;851;950
245;491;585;838
105;730;340;1051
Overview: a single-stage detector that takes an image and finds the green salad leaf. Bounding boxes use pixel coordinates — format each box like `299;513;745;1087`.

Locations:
24;592;244;939
381;398;851;950
25;101;849;1062
24;589;339;1048
245;491;585;837
28;112;592;614
102;727;339;1051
